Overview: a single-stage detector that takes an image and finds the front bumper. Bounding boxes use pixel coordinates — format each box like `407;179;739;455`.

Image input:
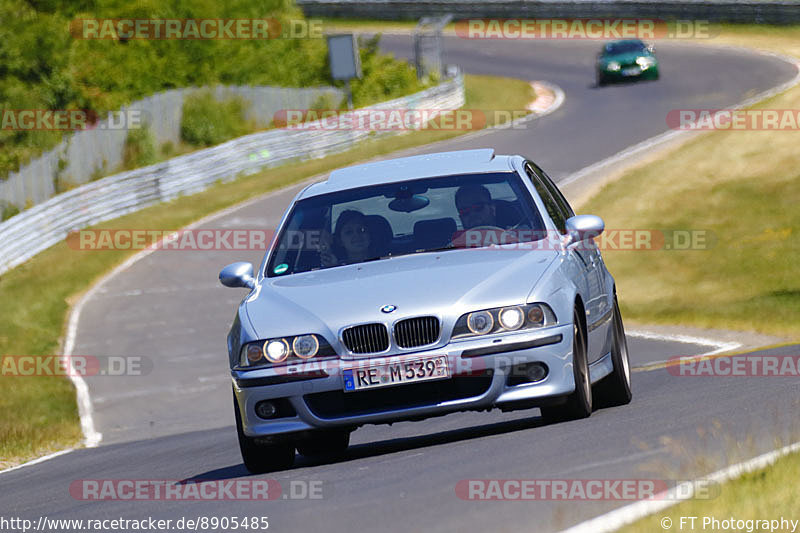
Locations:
232;324;575;438
599;64;659;82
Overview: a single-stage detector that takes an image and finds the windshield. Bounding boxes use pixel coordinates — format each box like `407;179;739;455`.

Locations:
266;172;546;277
604;41;647;55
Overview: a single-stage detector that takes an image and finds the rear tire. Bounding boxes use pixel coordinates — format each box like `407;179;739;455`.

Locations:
296;429;351;458
234;393;295;473
594;296;632;408
541;309;592;422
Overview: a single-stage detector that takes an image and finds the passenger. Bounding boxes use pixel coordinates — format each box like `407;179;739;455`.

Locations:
320;210;373;267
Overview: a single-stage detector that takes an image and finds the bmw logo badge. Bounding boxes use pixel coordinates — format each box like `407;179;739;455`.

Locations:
381;305;397;313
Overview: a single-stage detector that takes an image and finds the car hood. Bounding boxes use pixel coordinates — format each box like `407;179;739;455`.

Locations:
244;248;558;340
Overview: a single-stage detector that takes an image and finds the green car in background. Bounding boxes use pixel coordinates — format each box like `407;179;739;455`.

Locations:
596;39;659;86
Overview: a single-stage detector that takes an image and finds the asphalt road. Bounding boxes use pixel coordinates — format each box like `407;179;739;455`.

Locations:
1;37;797;533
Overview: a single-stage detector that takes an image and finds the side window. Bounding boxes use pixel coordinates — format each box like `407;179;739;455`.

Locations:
525;163;567;234
529;162;575;218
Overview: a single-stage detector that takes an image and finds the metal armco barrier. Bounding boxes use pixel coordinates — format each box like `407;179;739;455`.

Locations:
0;75;464;275
296;0;800;24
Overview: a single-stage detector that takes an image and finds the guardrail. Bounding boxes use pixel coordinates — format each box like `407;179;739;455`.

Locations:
0;85;344;209
297;0;800;24
0;74;464;275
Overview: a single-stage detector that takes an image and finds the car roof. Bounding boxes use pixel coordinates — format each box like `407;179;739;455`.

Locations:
299;149;518;198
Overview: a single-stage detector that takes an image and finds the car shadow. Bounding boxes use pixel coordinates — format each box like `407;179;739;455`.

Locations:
590;77;659;89
184;414;550;481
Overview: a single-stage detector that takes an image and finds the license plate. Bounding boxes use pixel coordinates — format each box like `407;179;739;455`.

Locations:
343;356;449;392
621;67;640;76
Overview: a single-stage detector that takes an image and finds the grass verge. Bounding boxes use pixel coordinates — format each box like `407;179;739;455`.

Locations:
620;448;800;533
0;74;534;468
579;24;800;531
581;26;800;339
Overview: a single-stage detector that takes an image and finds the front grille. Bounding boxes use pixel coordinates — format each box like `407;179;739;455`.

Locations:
304;373;493;419
394;316;440;348
342;323;389;354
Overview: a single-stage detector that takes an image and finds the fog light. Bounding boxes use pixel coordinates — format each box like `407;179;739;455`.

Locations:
507;362;549;387
526;363;548;382
255;400;278;419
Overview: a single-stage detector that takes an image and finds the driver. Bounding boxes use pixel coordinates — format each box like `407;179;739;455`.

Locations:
455;184;497;230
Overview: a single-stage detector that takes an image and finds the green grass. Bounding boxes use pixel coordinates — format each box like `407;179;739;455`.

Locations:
582;27;800;339
0;73;534;468
620;448;800;533
581;23;800;531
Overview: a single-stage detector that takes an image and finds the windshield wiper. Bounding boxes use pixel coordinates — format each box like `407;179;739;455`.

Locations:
415;245;459;255
361;254;393;263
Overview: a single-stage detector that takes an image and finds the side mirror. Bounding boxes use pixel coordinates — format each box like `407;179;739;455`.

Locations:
646;44;655;53
565;215;604;247
219;262;255;289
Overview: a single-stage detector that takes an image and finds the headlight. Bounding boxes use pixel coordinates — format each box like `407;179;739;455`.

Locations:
498;306;524;331
636;56;655;68
239;335;337;369
265;339;290;363
467;310;494;335
606;61;621;71
453;303;556;339
246;343;264;364
528;306;545;326
292;334;319;359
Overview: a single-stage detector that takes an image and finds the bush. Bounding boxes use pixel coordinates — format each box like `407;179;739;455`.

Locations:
1;202;20;221
180;91;254;147
123;126;156;169
349;35;427;107
0;0;435;179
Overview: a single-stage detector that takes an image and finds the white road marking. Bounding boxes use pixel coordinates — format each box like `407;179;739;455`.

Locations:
559;49;800;533
626;329;740;358
560;51;800;191
0;449;74;477
2;48;797;478
560;441;800;533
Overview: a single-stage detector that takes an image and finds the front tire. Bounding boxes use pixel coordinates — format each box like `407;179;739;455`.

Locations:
541;309;592;422
594;296;632;408
596;72;606;86
234;393;295;473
